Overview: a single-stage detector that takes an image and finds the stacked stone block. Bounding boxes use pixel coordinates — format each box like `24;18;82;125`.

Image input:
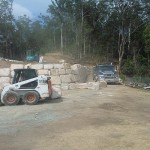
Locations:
0;68;11;91
0;63;107;91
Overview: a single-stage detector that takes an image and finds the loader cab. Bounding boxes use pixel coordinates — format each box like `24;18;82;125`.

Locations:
12;69;38;88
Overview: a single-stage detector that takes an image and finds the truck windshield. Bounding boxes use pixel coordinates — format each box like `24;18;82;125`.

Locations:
99;66;115;72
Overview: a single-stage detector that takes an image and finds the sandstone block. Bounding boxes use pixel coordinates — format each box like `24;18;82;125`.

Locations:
78;66;88;83
48;70;51;76
11;71;14;77
0;68;10;77
51;76;61;85
44;64;54;69
66;69;71;74
88;82;100;90
11;64;24;70
24;63;31;69
63;63;71;69
0;77;10;84
71;64;80;75
59;59;66;63
71;64;81;70
61;83;69;90
38;69;49;75
60;75;71;83
0;83;10;92
51;87;62;99
99;80;107;88
70;74;80;82
51;69;59;76
52;85;61;89
76;83;88;89
59;69;66;75
69;83;77;90
71;64;88;82
54;64;64;69
30;64;43;70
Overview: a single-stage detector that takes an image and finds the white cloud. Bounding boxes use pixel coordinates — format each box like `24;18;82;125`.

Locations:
13;3;33;19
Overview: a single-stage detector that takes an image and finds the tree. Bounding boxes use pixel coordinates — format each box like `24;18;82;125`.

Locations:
14;15;32;59
106;0;149;72
29;20;45;52
48;0;68;53
143;23;150;66
0;0;14;58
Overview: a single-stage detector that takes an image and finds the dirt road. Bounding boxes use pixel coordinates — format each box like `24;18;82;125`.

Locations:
0;85;150;150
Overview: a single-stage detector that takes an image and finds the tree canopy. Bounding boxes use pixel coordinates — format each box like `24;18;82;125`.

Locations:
0;0;149;75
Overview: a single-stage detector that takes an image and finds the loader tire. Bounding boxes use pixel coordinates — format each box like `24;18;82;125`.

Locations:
0;97;3;106
3;91;19;106
0;101;3;106
23;91;39;105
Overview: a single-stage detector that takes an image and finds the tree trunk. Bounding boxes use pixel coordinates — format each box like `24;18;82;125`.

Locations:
53;30;56;50
60;23;63;54
83;36;86;56
148;53;150;67
128;22;131;51
133;47;137;69
118;30;125;73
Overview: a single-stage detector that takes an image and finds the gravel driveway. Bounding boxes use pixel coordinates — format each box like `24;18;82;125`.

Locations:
0;85;150;150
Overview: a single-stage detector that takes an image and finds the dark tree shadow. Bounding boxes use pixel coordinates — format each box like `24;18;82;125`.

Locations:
37;97;63;105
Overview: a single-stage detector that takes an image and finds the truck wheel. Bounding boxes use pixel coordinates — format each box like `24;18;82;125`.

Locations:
3;91;19;106
23;91;39;105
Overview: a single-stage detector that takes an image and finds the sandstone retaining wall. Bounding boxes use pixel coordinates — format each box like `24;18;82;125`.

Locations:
0;63;107;91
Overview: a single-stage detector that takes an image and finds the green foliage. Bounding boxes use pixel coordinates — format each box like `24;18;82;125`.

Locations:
122;55;149;77
0;0;150;71
132;76;150;84
136;65;149;76
122;59;135;76
0;0;14;58
135;55;149;77
143;23;150;53
119;73;126;82
136;55;148;66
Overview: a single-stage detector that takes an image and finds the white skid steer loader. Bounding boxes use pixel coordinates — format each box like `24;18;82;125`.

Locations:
0;69;52;106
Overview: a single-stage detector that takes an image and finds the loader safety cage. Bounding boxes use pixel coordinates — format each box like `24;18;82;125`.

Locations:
12;69;38;89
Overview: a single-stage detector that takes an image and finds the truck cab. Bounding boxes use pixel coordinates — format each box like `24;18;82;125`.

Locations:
93;64;119;84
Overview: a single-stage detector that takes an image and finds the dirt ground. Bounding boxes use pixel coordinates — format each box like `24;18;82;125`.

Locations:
0;85;150;150
0;52;94;68
0;53;77;68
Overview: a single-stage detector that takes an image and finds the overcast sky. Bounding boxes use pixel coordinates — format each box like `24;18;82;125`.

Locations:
13;0;51;19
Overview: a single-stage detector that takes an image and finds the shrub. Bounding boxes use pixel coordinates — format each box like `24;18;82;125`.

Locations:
122;59;135;76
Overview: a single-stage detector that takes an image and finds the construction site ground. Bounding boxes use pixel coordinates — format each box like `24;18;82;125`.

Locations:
0;85;150;150
0;53;83;68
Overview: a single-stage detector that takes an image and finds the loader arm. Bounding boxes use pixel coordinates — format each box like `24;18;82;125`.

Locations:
12;76;39;89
